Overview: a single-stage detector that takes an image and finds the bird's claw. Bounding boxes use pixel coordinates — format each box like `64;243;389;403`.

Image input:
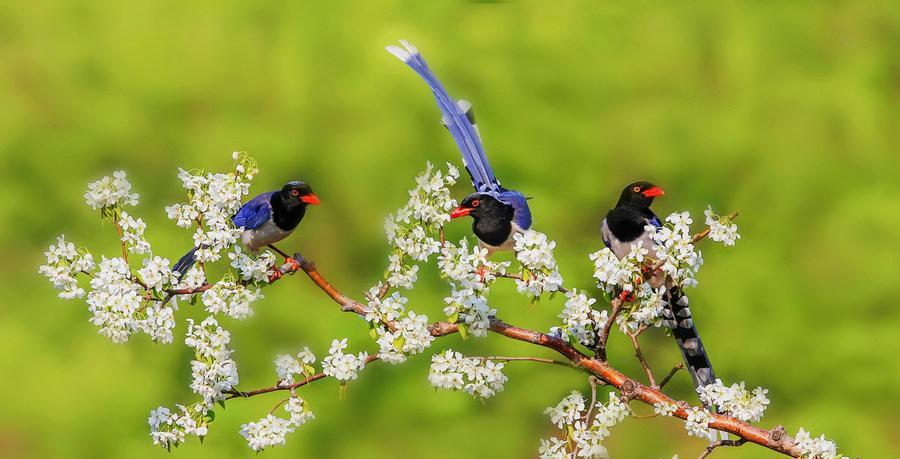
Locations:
284;257;301;273
618;290;636;303
268;269;283;282
477;265;487;282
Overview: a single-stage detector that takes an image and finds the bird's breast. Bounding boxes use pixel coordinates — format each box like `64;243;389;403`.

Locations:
242;220;294;251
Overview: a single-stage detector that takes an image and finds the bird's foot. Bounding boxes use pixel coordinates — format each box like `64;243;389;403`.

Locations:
284;257;301;273
477;265;487;282
268;269;284;282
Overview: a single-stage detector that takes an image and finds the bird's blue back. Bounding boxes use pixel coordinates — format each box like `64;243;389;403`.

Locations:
231;191;276;230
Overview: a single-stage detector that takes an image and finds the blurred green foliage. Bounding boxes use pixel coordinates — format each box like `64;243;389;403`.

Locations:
1;1;898;457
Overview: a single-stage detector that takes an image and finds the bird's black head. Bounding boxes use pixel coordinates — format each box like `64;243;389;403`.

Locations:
616;181;664;209
450;193;515;247
280;181;320;209
450;193;510;221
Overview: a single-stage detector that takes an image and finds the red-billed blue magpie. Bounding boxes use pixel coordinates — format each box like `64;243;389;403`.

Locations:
601;182;717;391
173;181;319;276
387;41;532;254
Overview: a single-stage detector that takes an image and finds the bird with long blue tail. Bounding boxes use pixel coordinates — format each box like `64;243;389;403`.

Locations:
173;181;320;280
601;181;726;440
387;40;532;255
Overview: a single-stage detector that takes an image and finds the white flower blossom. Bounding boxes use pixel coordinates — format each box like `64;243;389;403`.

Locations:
322;339;368;382
653;401;678;417
375;311;434;364
558;289;608;347
704;207;740;246
240;414;293;452
285;396;314;426
648;212;704;288
137;256;176;291
39;235;94;299
683;406;715;440
85;170;139;211
118;212;151;255
697;379;769;423
185;317;239;406
589;246;643;294
274;347;317;385
513;230;563;297
794;428;847;459
538;437;570;459
428;349;508;399
200;281;262;320
228;246;275;283
363;291;407;324
148;403;209;449
165;155;256;263
86;256;143;343
544;390;586;428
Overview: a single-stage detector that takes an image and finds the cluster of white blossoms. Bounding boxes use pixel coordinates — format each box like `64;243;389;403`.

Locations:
589;243;645;294
200;280;263;320
240;396;314;452
137;256;177;291
322;338;369;382
438;238;508;338
513;230;563;297
704;207;740;246
274;347;317;385
87;256;176;343
428;349;508;399
148;403;211;450
554;289;608;348
653;401;678;417
374;311;434;364
165;152;257;263
794;428;847;459
697;379;770;423
185;317;239;406
228;246;276;283
118;211;151;255
362;290;434;364
617;284;667;332
39;235;95;299
84;170;140;214
683;406;715;439
383;162;459;274
648;212;705;288
540;391;631;458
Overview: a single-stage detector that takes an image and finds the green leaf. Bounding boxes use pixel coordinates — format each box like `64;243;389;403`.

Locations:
448;311;459;323
393;335;405;352
339;382;348;400
458;323;469;340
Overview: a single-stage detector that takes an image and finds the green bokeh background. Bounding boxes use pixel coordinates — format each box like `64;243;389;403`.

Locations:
1;1;898;457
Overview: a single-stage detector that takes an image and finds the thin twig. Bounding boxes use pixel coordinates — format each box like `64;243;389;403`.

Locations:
480;356;573;368
658;363;685;389
698;439;746;459
628;330;657;387
596;298;624;360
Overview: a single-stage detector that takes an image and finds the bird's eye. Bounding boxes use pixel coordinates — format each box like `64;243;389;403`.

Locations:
291;190;300;197
471;199;481;208
633;186;642;193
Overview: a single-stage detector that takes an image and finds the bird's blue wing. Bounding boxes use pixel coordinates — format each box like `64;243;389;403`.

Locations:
231;192;275;230
498;190;532;231
387;41;501;194
647;214;662;228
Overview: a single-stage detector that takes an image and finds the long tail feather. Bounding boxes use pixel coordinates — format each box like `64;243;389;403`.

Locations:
661;287;716;389
387;40;499;193
172;247;198;277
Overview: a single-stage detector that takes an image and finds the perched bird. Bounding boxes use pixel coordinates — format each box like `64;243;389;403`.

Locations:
173;181;320;279
600;182;717;391
387;41;532;254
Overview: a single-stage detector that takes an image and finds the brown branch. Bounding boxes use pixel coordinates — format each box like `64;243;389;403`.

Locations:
698;439;747;458
627;328;657;387
285;252;803;458
225;355;380;399
596;297;624;360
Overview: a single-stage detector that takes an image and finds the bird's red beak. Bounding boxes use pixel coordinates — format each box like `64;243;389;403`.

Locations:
642;186;665;198
301;194;320;205
450;206;473;219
